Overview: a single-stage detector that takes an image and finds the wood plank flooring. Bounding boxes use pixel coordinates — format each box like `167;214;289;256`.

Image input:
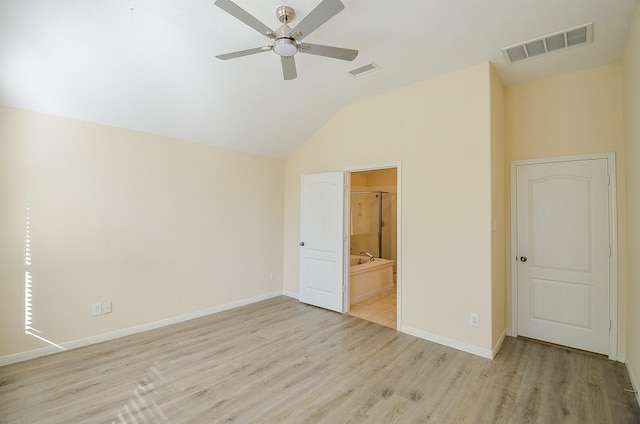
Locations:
1;296;638;423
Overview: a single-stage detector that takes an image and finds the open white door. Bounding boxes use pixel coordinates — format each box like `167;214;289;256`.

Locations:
299;172;345;312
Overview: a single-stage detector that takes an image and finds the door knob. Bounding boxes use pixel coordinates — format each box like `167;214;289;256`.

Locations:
520;256;527;262
300;242;305;246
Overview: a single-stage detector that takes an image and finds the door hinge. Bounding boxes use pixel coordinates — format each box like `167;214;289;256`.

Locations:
610;320;612;331
609;246;612;257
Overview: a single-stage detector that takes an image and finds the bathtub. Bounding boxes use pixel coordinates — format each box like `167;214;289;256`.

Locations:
349;255;395;304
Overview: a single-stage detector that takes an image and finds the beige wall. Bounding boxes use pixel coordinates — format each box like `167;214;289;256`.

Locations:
623;3;640;397
0;107;285;360
284;63;501;355
505;64;628;355
490;66;506;348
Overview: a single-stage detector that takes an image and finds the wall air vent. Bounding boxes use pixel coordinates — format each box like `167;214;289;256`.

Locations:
347;62;379;77
501;22;593;64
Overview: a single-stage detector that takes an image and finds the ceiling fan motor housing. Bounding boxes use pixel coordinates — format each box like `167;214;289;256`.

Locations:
276;6;295;23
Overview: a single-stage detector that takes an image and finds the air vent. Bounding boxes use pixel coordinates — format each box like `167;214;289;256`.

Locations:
502;22;593;64
347;62;379;77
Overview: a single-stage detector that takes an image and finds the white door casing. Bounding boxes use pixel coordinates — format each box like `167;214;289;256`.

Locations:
299;172;345;313
512;155;617;357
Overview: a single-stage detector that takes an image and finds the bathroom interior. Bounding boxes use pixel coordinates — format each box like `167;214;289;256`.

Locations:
348;168;398;328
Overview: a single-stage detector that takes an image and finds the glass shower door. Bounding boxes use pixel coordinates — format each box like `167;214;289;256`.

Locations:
350;192;380;257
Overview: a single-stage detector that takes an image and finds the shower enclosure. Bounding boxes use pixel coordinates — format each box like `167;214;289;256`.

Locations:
350;191;397;266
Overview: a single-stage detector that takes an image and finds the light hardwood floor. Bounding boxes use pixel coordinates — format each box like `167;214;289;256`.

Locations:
1;296;638;423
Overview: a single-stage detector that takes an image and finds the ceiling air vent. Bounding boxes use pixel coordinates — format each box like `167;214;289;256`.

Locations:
347;62;379;77
502;22;593;64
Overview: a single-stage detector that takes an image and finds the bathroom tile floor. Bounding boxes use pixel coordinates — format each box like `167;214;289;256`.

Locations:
349;288;397;329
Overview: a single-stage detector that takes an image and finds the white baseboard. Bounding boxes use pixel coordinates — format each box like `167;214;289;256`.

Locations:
626;357;640;408
493;330;506;358
282;290;299;299
0;291;283;367
400;325;494;360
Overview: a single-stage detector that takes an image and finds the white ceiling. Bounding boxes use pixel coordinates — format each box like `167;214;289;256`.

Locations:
1;0;637;158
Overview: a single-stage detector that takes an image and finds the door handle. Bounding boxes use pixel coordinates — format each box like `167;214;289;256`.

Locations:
520;256;527;262
300;242;305;246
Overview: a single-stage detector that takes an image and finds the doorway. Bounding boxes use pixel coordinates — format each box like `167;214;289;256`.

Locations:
510;153;618;359
347;167;399;328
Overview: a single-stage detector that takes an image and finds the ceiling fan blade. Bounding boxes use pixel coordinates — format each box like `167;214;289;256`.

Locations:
214;0;277;39
281;56;297;80
298;43;358;61
288;0;344;41
216;46;270;60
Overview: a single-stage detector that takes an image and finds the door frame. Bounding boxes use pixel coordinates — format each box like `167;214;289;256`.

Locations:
510;153;618;360
344;161;402;328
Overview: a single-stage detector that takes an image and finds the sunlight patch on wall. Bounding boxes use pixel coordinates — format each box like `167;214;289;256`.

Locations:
24;201;66;351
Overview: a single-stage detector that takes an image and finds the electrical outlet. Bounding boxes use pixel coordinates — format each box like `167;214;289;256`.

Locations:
102;301;112;314
470;313;479;327
92;303;102;316
270;272;276;281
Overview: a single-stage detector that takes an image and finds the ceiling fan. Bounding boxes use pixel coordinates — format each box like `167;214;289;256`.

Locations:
214;0;358;80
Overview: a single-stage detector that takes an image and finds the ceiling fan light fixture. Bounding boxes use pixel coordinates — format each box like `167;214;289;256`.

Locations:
273;38;298;56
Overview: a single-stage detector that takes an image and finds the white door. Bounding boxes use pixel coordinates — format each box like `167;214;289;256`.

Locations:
516;158;611;355
299;172;345;312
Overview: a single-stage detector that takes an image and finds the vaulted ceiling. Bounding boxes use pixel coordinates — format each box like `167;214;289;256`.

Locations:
1;0;637;157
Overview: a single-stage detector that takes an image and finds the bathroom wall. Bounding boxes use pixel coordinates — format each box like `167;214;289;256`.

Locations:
363;168;397;193
0;106;285;361
350;173;368;192
504;64;627;355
